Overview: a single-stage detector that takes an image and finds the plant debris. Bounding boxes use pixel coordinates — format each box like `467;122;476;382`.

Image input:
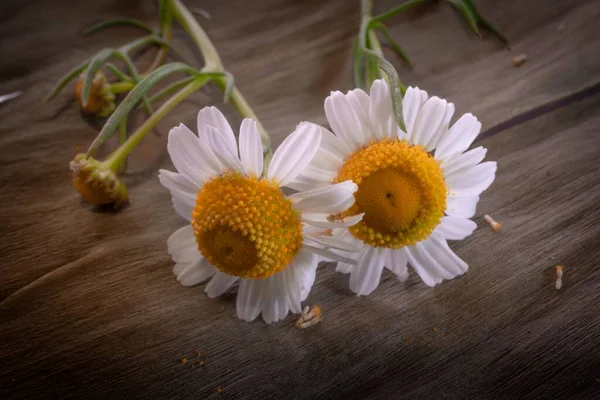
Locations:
484;214;502;232
511;54;527;67
555;265;564;290
296;305;322;329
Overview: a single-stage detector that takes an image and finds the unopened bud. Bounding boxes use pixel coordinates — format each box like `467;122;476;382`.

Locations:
74;71;115;117
70;153;127;207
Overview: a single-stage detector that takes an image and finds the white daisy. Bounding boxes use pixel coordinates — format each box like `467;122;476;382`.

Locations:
159;106;362;323
289;80;496;295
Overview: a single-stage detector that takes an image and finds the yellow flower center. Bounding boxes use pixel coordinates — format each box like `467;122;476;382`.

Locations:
192;173;303;279
334;139;446;248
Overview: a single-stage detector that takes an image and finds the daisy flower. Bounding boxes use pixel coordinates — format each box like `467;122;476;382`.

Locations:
159;106;362;323
289;80;496;295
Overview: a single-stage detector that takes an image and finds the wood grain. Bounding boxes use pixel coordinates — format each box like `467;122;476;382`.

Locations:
1;0;600;399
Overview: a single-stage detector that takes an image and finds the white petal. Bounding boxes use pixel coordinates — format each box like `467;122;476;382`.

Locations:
270;273;290;323
172;195;194;221
167;225;195;255
171;245;201;263
304;244;358;265
385;248;409;282
197;106;237;156
236;278;263;322
441;146;487;178
434;216;477;240
268;123;321;186
293;249;317;302
260;276;289;324
423;233;468;277
239;118;263;177
435;113;482;160
425;102;454;151
416;241;456;281
349;246;386;296
205;272;238;298
325;91;364;151
159;169;197;203
287;176;331;190
290;181;357;214
407;234;468;287
281;266;302;313
409;96;451;149
369;79;397;140
205;126;245;174
446;161;497;197
406;244;442;287
446;195;480;218
314;122;350;161
305;234;362;252
174;258;215;287
347;88;372;140
167;124;212;186
301;213;363;229
402;86;429;135
336;262;353;274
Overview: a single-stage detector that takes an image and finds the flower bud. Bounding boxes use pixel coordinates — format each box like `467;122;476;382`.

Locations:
70;153;127;207
74;71;116;117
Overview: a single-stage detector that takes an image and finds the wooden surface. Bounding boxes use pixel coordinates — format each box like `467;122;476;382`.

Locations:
1;0;600;398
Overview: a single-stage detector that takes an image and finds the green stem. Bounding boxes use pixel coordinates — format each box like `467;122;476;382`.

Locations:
360;0;406;131
168;0;272;155
144;10;173;74
104;77;209;171
118;118;128;173
363;0;385;82
109;81;135;94
168;0;222;70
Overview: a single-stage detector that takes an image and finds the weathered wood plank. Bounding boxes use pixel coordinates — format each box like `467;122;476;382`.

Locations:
3;0;600;300
3;72;600;400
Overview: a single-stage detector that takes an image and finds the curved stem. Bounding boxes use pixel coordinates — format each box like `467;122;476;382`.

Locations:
109;81;135;94
144;9;173;74
360;0;406;131
168;0;222;70
168;0;271;155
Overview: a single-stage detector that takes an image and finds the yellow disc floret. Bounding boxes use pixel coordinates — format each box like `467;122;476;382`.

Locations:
334;139;446;248
192;173;303;279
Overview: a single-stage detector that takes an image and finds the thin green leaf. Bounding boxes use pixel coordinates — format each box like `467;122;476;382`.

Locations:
376;23;413;69
448;0;481;36
121;35;191;65
208;70;236;103
80;48;152;114
84;18;154;36
81;49;113;106
463;0;508;44
359;19;405;131
159;0;170;30
371;0;430;25
221;71;235;102
147;76;195;103
478;17;508;44
43;61;88;103
105;63;133;82
87;62;196;155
